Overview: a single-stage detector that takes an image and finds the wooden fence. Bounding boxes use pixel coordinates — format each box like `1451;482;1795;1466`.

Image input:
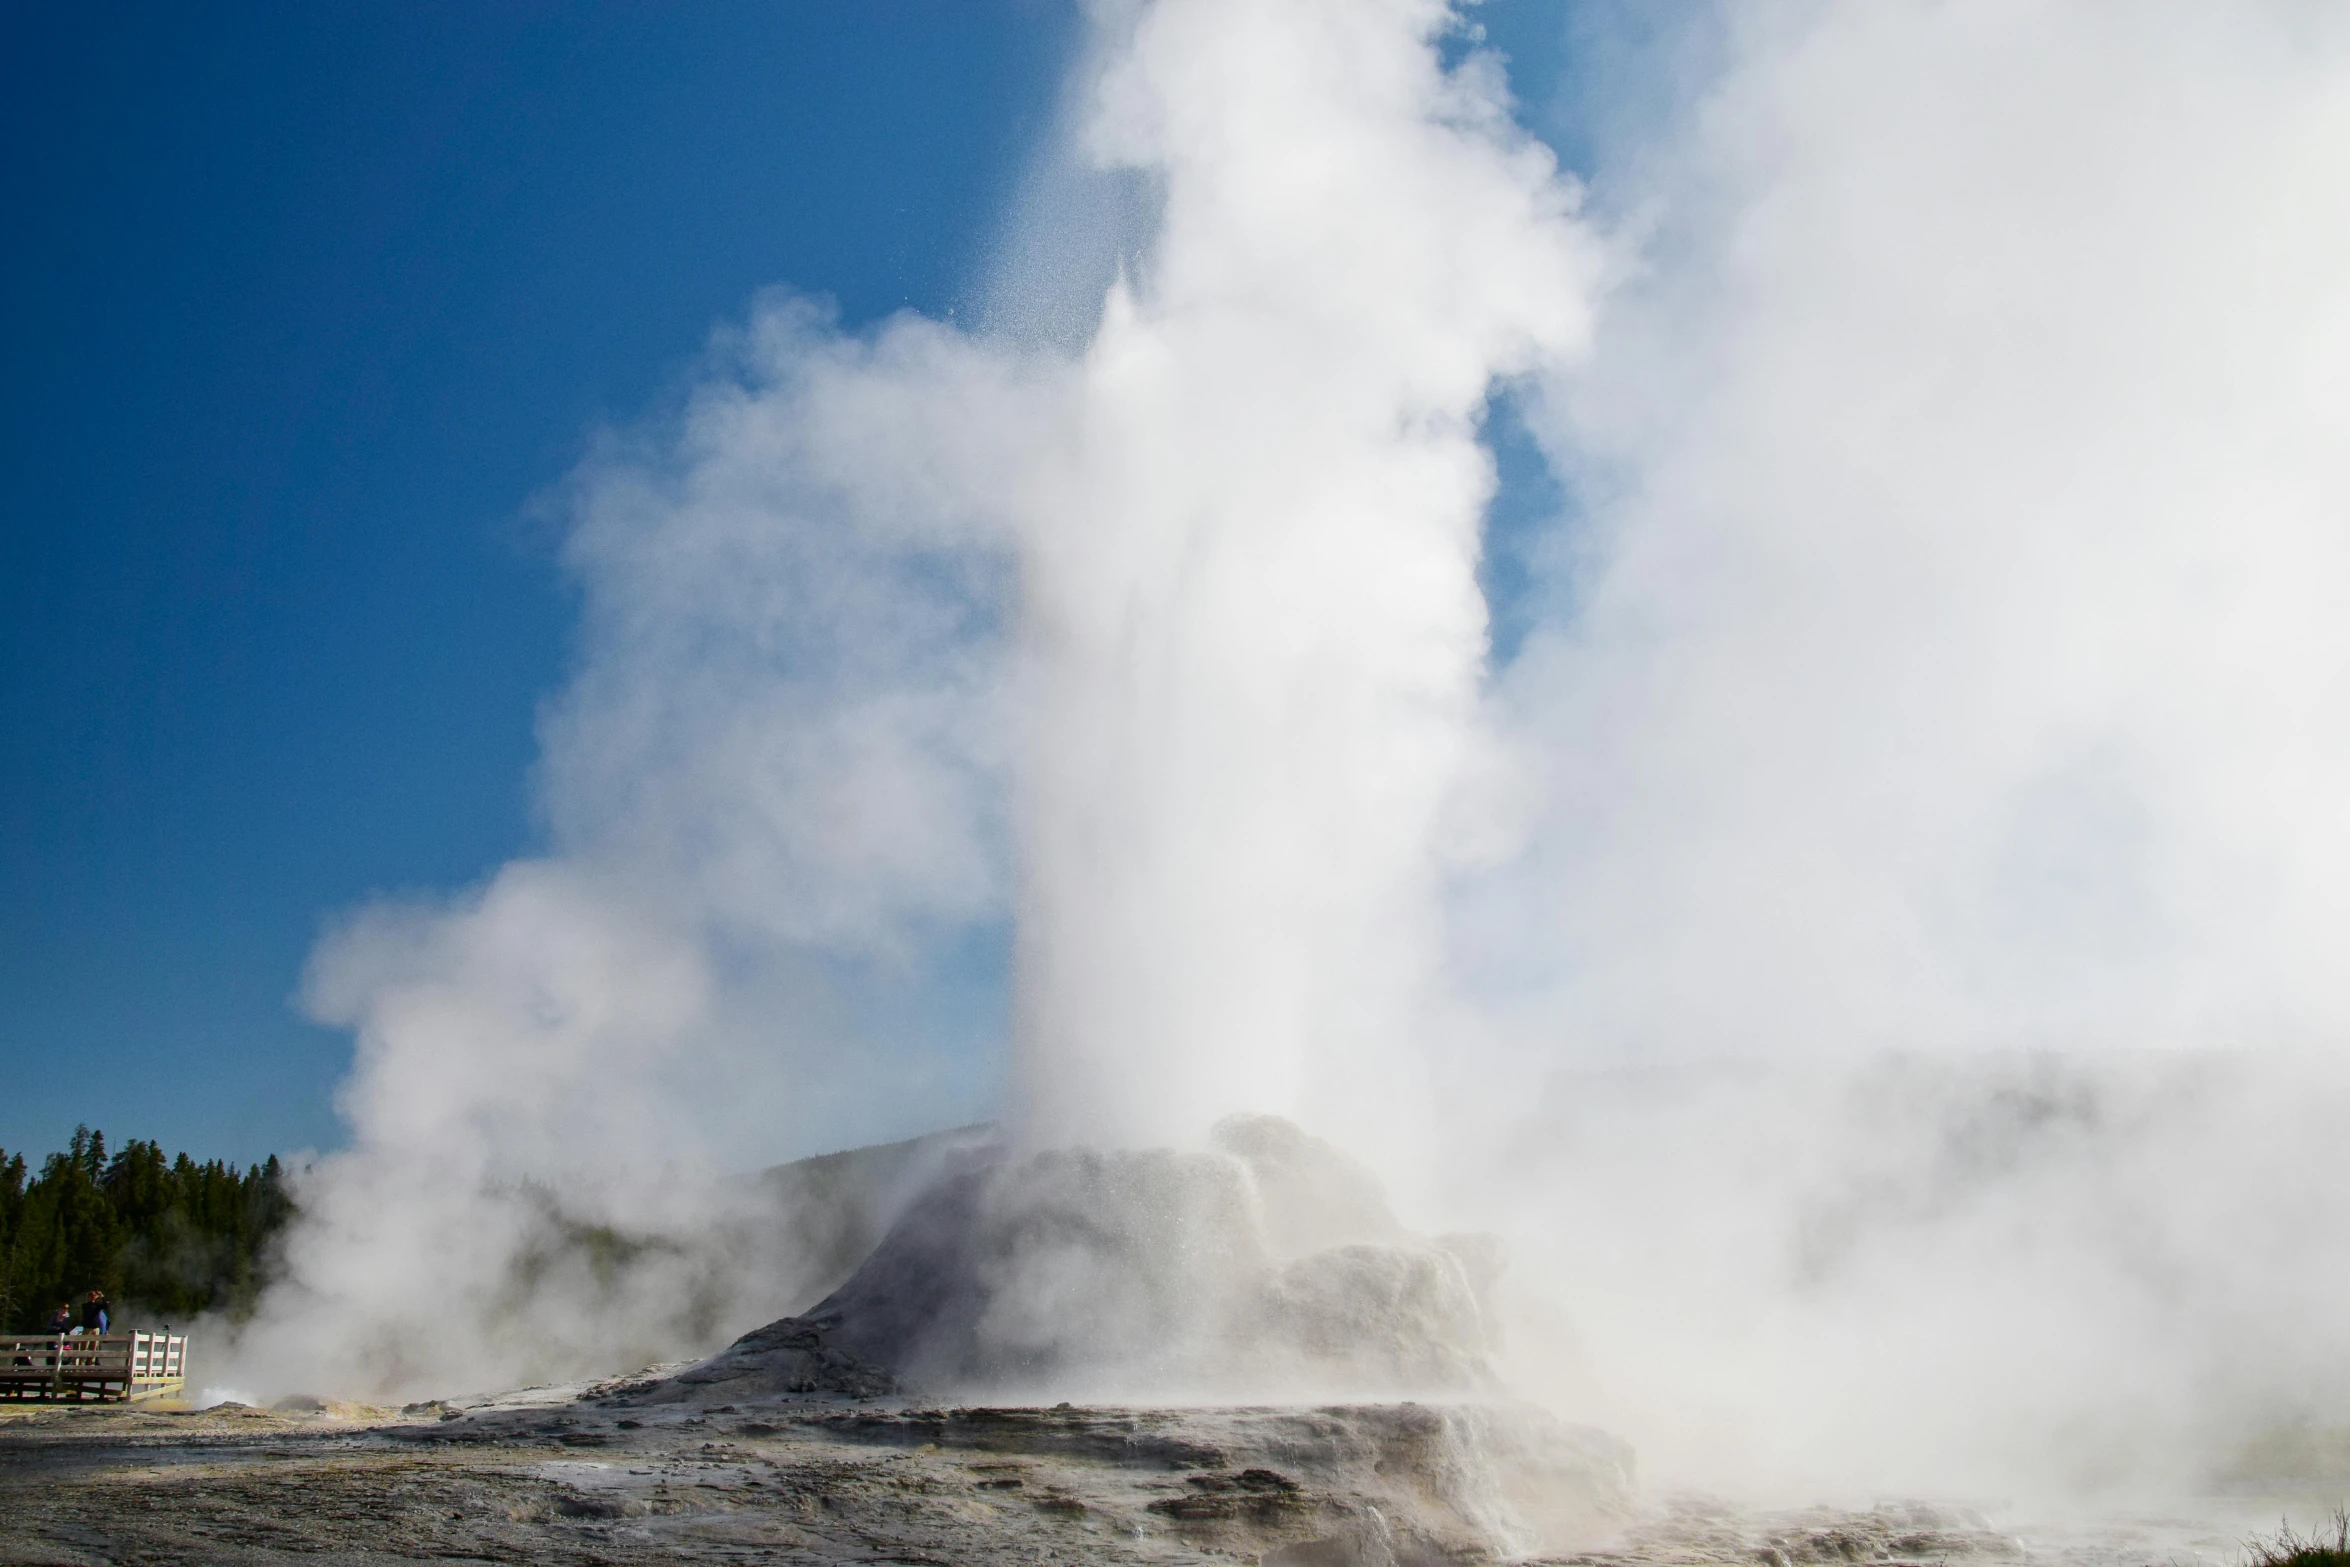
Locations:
0;1332;189;1403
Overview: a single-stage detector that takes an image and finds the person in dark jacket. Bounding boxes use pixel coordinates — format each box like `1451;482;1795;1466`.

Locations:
79;1291;109;1335
47;1302;73;1336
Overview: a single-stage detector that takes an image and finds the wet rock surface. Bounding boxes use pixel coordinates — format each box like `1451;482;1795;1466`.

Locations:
0;1387;1636;1565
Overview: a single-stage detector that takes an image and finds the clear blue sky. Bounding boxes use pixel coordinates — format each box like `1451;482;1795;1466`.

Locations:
2;2;1600;1168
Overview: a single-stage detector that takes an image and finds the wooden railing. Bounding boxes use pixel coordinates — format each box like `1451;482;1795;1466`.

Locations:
0;1332;189;1403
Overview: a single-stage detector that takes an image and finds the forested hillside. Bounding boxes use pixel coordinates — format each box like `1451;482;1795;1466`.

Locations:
0;1127;294;1333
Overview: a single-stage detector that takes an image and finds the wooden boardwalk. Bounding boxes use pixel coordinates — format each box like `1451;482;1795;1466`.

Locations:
0;1332;188;1403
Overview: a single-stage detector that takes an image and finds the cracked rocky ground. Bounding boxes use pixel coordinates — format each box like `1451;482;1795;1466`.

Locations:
0;1394;2298;1567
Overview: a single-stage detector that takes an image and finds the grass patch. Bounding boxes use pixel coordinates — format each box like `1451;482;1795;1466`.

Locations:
2248;1509;2350;1567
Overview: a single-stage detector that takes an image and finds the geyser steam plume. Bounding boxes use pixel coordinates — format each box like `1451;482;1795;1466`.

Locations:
1008;0;1598;1149
242;0;1598;1400
236;0;2350;1507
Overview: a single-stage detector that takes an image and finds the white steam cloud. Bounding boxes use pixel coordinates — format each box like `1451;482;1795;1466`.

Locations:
236;0;2350;1507
1447;0;2350;1498
1472;0;2350;1065
264;306;1035;1394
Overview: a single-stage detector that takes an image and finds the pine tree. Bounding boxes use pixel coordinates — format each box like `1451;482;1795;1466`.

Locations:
0;1129;295;1333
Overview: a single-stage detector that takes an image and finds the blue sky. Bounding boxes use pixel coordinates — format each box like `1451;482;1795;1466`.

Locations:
2;1;1594;1166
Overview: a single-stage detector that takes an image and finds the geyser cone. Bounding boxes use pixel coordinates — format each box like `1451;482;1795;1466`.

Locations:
656;1115;1502;1404
625;1117;1637;1561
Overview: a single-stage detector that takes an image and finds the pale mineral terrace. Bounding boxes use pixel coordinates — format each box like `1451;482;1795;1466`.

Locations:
0;1384;2301;1567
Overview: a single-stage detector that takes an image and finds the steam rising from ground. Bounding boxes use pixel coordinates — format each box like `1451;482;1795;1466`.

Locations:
236;0;2350;1504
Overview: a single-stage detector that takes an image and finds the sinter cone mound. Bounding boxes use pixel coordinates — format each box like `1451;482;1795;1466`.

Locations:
621;1115;1638;1561
655;1115;1505;1405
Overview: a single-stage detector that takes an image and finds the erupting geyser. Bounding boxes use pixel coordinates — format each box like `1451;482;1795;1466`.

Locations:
234;0;2350;1526
249;0;1604;1414
652;0;1607;1438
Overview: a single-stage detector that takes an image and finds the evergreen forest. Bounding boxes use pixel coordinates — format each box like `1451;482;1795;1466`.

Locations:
0;1127;294;1334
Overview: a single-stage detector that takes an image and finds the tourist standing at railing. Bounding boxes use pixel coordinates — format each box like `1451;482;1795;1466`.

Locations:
80;1290;108;1335
47;1302;72;1337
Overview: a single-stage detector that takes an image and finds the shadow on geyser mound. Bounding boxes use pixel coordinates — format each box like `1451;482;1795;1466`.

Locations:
658;1114;1503;1405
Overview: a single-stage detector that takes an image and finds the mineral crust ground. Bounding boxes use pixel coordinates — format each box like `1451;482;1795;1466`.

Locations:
0;1389;2296;1567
